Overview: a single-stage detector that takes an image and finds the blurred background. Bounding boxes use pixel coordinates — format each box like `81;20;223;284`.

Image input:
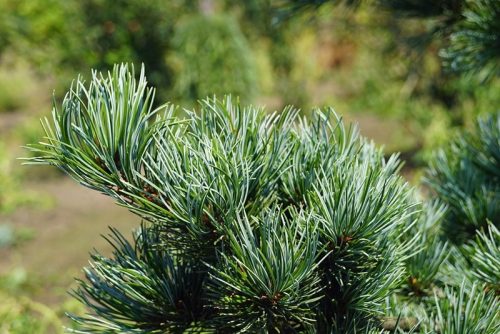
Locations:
0;0;497;331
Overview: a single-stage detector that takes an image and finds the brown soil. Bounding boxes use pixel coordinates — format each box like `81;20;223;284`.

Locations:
0;176;138;305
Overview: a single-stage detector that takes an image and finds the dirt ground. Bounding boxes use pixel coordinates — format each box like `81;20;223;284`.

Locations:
0;176;138;305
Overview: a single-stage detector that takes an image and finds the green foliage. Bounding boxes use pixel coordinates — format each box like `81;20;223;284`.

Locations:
380;201;448;333
425;112;500;244
1;2;497;330
0;0;195;96
27;64;418;333
78;0;190;92
400;201;449;297
275;0;362;17
207;209;322;332
70;226;205;332
0;295;63;334
0;269;64;334
168;14;257;104
441;0;500;80
27;64;163;194
282;0;499;81
433;282;499;333
379;0;499;80
0;0;82;72
386;112;500;333
461;223;500;291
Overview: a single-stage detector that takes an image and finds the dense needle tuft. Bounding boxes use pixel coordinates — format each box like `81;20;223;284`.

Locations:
25;64;499;333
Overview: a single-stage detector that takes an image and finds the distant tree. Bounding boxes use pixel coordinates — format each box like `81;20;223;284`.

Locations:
279;0;499;80
168;14;257;104
0;0;83;72
78;0;191;94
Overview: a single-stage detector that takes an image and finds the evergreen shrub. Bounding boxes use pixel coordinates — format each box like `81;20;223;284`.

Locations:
26;64;499;333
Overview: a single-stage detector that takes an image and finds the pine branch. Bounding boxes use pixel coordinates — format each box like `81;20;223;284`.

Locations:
402;201;449;297
461;222;500;292
206;208;323;333
69;226;206;333
433;281;499;333
425;112;500;244
25;63;175;216
441;0;500;80
25;64;496;332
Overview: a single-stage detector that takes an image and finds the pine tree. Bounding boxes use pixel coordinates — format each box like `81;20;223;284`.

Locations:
26;64;499;332
27;64;417;332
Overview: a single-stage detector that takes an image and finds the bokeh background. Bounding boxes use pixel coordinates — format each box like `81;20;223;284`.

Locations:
0;0;498;332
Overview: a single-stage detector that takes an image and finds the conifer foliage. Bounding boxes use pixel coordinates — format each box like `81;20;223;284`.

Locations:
425;112;500;244
27;65;499;332
27;64;419;332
